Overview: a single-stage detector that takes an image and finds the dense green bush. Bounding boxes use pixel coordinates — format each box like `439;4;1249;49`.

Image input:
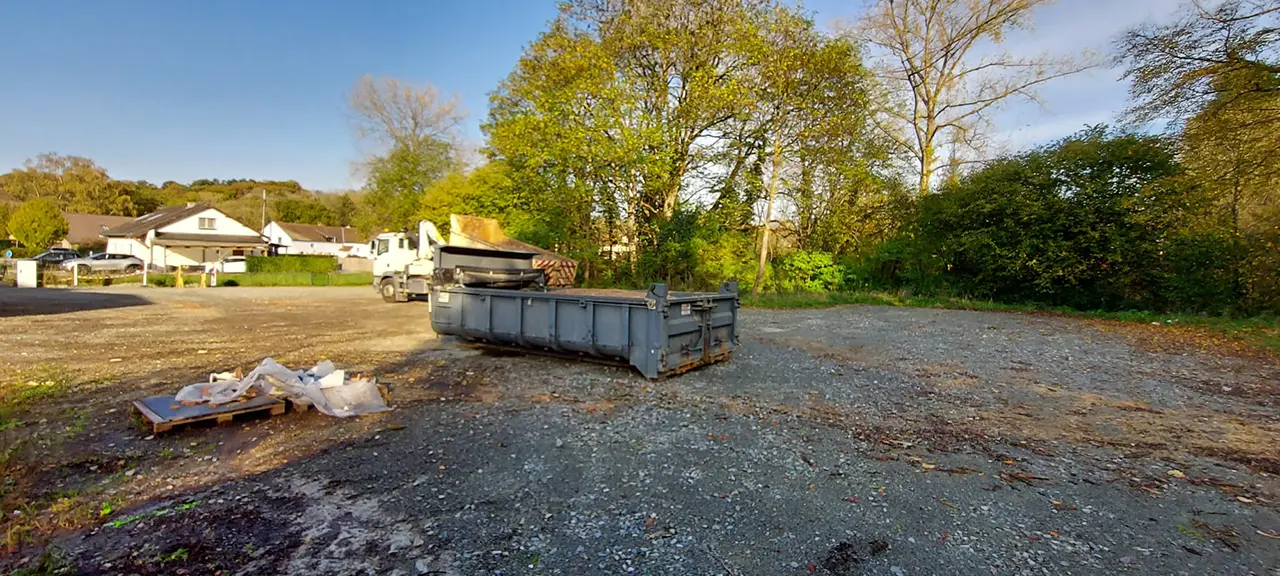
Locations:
913;127;1221;312
774;250;843;292
105;271;373;287
246;254;338;273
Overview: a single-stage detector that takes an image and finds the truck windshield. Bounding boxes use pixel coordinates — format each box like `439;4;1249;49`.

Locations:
376;239;389;255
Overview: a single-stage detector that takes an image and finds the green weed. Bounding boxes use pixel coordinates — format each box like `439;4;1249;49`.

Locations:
106;500;202;529
159;547;190;563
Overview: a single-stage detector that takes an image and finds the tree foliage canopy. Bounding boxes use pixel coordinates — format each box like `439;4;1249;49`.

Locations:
485;0;892;283
8;199;69;249
914;127;1227;311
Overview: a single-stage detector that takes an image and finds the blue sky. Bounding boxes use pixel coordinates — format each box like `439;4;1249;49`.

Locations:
0;0;1183;191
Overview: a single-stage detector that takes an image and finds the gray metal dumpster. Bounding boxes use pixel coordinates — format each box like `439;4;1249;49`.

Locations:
429;282;740;378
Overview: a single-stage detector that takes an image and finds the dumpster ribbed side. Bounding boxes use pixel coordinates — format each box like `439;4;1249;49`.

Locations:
429;282;739;378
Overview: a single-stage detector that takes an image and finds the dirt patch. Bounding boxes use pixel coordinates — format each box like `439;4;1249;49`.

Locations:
68;496;303;576
4;293;1280;575
1084;317;1278;361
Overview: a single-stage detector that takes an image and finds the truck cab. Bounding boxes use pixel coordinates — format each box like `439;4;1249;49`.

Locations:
372;221;445;302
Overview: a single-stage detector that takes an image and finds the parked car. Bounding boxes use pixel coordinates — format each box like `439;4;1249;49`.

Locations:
214;255;247;274
60;253;144;274
30;250;82;267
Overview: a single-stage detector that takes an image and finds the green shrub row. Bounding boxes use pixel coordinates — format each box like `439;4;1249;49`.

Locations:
246;254;338;273
55;271;372;288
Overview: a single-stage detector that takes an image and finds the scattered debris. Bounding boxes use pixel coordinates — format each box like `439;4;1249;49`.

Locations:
1167;469;1186;479
173;358;388;418
1051;499;1079;511
820;540;889;575
1192;519;1241;552
999;472;1052;487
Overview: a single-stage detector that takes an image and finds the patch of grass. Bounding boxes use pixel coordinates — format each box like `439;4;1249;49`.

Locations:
59;409;86;441
742;291;1280;356
0;364;78;430
105;500;202;529
4;493;105;553
8;546;76;575
158;547;190;563
0;364;77;410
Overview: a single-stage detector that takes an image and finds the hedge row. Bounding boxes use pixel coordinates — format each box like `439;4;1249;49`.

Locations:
246;254;337;273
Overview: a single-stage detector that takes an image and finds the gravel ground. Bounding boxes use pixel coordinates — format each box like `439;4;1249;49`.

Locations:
1;287;1277;575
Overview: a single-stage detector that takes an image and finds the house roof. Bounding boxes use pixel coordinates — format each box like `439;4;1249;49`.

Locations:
274;222;366;244
61;212;135;245
102;203;213;238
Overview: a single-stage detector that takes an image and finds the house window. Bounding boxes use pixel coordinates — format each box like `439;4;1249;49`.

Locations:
198;217;216;230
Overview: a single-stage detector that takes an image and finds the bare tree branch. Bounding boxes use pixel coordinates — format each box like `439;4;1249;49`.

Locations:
856;0;1095;194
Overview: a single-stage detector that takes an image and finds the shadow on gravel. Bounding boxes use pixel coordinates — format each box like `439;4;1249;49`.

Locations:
0;287;152;317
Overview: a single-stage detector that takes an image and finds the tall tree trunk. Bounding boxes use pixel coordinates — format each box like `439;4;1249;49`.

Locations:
753;142;783;297
917;140;935;195
1231;171;1244;304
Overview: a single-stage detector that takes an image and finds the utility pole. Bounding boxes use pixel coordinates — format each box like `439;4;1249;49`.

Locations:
259;188;266;230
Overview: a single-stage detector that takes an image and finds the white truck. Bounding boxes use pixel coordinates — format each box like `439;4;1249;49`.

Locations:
371;221;444;302
371;220;545;303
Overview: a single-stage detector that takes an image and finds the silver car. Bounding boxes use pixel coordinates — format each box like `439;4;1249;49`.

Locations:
61;253;145;274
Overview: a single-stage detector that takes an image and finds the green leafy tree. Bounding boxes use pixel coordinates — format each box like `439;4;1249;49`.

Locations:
328;193;360;226
8;199;69;249
348;75;465;233
0;202;11;240
273;198;337;225
2;154;135;215
487;0;784;259
1118;0;1280;311
1116;0;1279;126
916;127;1219;311
748;11;882;295
360;139;456;233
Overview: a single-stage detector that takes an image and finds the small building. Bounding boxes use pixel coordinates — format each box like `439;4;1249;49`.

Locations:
56;212;135;250
262;221;370;259
102;203;266;270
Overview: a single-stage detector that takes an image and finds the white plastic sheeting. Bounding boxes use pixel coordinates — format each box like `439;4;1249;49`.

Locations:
174;358;388;417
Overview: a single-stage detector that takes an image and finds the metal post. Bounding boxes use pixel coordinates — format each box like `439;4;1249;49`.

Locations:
72;264;78;287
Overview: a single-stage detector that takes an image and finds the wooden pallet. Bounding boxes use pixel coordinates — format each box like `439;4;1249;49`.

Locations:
132;394;286;434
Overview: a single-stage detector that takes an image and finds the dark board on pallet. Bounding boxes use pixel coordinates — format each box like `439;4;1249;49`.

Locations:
132;394;286;434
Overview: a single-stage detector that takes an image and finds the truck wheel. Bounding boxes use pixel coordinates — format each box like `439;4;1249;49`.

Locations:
379;278;399;303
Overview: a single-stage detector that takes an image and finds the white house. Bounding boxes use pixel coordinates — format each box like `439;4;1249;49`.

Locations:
102;203;266;270
262;221;370;259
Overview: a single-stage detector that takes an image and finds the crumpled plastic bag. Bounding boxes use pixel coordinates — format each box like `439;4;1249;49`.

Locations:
173;358;388;418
